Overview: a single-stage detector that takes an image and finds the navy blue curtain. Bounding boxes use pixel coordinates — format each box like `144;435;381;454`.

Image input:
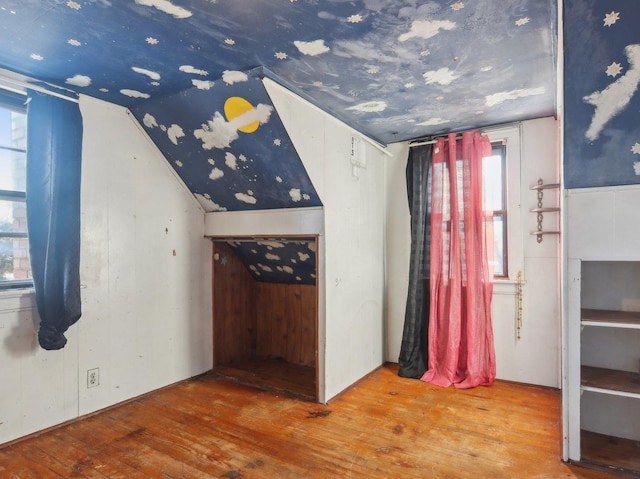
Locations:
26;92;83;350
398;144;432;378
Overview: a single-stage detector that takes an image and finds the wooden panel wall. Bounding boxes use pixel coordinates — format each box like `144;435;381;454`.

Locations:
212;242;257;366
256;283;317;368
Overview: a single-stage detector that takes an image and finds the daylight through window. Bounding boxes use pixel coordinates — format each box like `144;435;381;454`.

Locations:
0;90;31;290
483;142;507;278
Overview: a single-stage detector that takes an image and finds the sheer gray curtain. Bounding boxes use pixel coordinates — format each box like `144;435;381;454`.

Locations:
398;144;432;378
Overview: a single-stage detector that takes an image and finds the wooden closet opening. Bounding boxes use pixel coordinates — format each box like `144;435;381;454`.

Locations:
211;237;318;402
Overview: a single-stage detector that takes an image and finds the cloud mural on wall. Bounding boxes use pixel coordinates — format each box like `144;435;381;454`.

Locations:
565;0;640;188
131;68;322;212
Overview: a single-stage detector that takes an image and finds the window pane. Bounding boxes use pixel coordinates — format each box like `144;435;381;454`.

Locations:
0;149;27;191
0;199;27;233
483;154;503;211
0;107;27;150
492;214;504;277
0;95;30;289
0;236;31;281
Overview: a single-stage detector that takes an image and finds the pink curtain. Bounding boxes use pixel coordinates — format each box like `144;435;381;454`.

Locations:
420;130;496;389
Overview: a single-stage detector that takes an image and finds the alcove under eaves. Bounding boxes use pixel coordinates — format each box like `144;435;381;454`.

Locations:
131;71;386;404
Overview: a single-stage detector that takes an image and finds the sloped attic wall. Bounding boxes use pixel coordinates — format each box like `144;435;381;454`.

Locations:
130;68;322;284
224;239;317;286
130;68;321;213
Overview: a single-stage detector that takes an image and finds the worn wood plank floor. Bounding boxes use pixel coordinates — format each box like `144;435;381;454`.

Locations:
0;364;620;478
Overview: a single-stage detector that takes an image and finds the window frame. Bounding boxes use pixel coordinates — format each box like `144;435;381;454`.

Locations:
485;141;508;278
485;125;524;286
0;89;32;291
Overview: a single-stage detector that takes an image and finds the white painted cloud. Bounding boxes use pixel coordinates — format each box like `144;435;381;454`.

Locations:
308;242;317;252
120;89;150;99
485;87;546;107
346;101;387;113
192;79;215;90
265;253;281;260
179;65;208;76
134;0;192;19
194;112;239;150
143;113;158;128
66;74;91;87
228;104;274;131
294;39;330;56
235;192;257;204
258;240;285;248
634;162;640;175
166;124;185;145
132;67;160;80
398;20;455;42
423;68;458;86
289;188;302;202
209;167;224;180
225;152;238;170
258;263;273;272
298;252;310;262
194;193;227;212
417;118;450;126
584;44;640;142
222;70;249;85
332;40;396;62
282;265;294;274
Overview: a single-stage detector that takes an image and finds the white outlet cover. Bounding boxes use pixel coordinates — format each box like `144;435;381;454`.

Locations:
87;368;100;388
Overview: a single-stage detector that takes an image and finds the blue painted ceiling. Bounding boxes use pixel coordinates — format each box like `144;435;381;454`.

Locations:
0;0;557;145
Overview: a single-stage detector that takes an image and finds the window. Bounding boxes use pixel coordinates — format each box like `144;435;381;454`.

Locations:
485;125;523;285
0;90;31;290
484;142;507;277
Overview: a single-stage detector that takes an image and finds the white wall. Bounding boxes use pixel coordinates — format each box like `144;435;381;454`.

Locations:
384;117;561;388
264;79;386;401
0;96;212;445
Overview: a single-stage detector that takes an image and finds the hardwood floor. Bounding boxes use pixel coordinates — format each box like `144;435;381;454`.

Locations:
0;364;623;478
213;357;316;401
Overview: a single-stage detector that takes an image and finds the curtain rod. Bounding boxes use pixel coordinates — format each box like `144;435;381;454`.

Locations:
409;135;462;148
409;121;521;148
0;68;79;104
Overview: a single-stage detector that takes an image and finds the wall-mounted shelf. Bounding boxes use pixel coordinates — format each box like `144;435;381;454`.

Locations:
530;182;560;190
530;178;560;243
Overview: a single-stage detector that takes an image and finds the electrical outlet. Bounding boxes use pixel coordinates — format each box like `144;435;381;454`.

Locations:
87;368;100;388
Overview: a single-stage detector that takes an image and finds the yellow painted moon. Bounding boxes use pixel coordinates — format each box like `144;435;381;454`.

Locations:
224;96;259;133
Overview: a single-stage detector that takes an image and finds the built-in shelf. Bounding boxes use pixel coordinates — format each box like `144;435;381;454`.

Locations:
581;308;640;329
581;366;640;398
580;430;640;474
